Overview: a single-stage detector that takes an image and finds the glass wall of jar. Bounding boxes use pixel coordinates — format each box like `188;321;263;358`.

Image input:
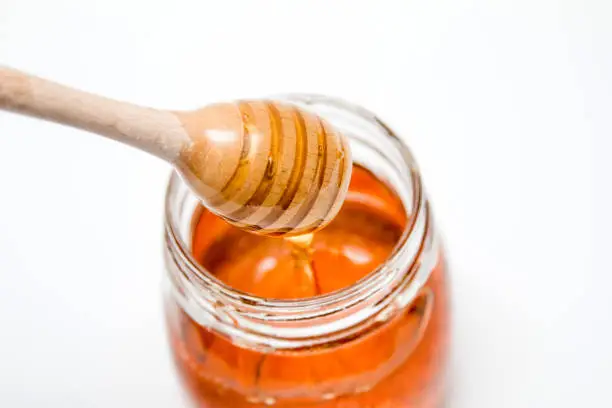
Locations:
163;95;450;407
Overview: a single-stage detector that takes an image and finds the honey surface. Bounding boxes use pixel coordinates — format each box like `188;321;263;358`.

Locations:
192;165;406;299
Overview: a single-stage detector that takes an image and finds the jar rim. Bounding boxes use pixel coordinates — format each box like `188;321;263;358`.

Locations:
164;94;432;349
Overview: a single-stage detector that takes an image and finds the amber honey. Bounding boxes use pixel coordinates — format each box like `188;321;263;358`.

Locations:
166;165;449;407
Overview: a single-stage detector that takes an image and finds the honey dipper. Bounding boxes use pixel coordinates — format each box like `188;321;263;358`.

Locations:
0;67;352;237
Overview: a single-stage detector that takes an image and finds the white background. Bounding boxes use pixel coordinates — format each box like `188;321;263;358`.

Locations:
0;1;608;407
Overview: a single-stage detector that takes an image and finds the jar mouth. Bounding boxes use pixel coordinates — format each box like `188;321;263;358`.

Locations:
164;94;432;349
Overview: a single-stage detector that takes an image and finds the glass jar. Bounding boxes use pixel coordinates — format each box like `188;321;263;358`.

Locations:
163;95;450;407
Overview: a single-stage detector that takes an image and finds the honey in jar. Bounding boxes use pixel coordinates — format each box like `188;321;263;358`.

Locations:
163;95;450;407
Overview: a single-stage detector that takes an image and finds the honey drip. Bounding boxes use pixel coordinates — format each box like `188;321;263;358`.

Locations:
286;233;320;296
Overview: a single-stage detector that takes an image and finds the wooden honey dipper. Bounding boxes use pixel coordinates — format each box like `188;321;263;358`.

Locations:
0;67;352;237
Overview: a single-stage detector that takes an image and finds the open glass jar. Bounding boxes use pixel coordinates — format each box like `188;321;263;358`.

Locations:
163;95;450;407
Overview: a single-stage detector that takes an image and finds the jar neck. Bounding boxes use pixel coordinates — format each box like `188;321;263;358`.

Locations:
163;95;437;351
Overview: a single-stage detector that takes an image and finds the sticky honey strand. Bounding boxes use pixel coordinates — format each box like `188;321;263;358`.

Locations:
200;100;352;238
